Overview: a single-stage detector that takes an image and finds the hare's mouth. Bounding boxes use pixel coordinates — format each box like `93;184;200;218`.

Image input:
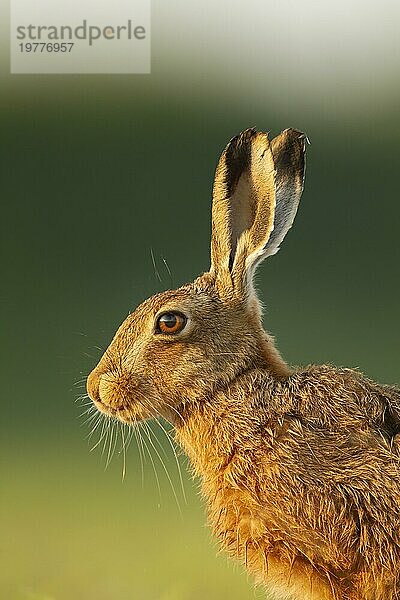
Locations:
92;397;140;424
92;397;119;416
92;398;151;425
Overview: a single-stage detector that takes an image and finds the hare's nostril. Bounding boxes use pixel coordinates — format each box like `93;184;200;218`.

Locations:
86;370;101;403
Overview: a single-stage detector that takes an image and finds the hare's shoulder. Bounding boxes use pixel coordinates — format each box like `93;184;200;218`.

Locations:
270;364;400;440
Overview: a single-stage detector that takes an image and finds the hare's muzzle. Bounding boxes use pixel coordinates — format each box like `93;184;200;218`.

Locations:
87;368;126;412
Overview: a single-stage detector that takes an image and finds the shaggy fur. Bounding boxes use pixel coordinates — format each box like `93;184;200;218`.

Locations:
87;128;400;599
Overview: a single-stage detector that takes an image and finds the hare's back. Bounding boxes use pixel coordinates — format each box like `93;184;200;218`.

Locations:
279;364;400;442
257;395;400;580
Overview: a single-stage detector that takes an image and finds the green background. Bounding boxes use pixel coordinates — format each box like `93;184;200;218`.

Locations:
1;4;399;599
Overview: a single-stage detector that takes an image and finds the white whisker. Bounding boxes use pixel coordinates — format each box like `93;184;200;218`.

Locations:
142;420;182;516
157;417;187;505
139;421;162;503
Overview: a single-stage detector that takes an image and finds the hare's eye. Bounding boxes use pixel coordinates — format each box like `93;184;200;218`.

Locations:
155;312;187;335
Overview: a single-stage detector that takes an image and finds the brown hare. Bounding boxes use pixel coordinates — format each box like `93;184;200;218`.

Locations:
87;128;400;600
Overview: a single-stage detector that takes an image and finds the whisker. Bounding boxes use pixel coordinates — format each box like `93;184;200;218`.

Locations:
163;401;185;424
142;420;182;516
90;415;109;452
82;413;100;428
146;420;168;457
78;405;96;421
120;422;127;481
162;256;173;288
211;352;246;357
75;393;90;404
139;421;162;503
157;417;187;505
73;378;88;388
87;413;103;441
102;418;112;459
150;247;162;283
134;387;184;425
77;400;93;410
132;419;145;487
121;391;186;505
105;420;118;470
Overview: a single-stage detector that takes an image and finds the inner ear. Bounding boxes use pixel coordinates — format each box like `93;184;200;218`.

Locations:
216;128;257;271
211;128;276;283
228;172;257;270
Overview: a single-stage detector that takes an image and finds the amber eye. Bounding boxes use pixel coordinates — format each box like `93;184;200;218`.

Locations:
155;312;187;335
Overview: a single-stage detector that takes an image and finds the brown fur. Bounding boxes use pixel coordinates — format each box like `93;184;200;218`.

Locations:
87;128;400;599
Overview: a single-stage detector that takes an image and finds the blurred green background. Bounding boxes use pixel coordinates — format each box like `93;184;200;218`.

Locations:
1;1;399;599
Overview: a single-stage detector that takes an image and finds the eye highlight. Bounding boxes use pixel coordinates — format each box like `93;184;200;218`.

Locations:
155;312;187;335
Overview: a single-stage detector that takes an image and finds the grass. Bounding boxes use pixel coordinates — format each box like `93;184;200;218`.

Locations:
0;430;262;600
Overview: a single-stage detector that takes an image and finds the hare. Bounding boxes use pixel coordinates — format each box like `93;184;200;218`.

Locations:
87;128;400;600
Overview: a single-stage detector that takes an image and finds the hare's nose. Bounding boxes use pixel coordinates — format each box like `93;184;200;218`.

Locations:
87;369;101;403
87;369;125;409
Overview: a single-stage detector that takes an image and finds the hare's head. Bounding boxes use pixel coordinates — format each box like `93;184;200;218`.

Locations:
87;128;307;424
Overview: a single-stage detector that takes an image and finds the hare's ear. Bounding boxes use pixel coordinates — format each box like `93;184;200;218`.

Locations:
210;127;306;298
266;128;307;257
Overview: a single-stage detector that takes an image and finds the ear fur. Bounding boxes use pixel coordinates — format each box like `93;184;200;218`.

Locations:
265;128;307;257
210;127;307;299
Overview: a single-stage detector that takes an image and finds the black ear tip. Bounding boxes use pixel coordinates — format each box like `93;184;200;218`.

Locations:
228;127;257;150
284;128;310;147
223;128;259;190
240;126;257;139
